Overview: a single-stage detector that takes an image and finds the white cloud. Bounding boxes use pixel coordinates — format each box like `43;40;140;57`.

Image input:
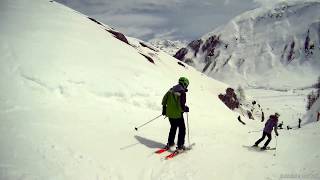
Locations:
56;0;258;41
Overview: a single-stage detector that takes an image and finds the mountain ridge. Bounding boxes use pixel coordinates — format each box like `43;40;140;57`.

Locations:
174;1;320;89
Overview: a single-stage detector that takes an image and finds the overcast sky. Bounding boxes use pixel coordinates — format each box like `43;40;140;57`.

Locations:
56;0;284;41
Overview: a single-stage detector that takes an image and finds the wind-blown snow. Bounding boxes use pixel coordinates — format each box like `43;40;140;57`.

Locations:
148;39;187;56
0;0;319;180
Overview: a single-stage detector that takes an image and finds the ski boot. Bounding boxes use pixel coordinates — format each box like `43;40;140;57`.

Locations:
176;145;186;153
260;146;267;150
164;143;175;150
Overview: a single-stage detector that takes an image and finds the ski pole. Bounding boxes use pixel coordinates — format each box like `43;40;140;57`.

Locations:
134;114;162;131
273;135;278;157
186;112;190;146
248;130;262;133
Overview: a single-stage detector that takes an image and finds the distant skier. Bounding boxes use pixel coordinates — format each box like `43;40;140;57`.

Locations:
298;118;302;128
278;121;284;129
162;77;189;152
253;113;280;150
261;111;265;122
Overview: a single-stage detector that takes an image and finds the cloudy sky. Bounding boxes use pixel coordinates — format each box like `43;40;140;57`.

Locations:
56;0;284;41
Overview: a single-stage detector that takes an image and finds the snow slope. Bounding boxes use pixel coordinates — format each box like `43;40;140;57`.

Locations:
0;0;319;180
174;0;320;89
304;97;320;124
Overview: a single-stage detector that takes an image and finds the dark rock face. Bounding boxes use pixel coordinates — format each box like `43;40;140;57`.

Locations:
202;35;221;55
304;29;314;57
177;62;186;68
304;30;311;53
106;29;129;45
139;53;155;64
187;39;203;56
218;88;240;110
139;42;158;52
88;17;103;26
173;48;188;61
287;40;295;63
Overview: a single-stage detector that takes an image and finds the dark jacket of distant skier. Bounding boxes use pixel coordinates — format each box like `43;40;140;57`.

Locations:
162;77;189;150
263;114;279;134
254;113;279;149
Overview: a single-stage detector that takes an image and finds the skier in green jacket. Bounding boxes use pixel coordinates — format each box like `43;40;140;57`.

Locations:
162;77;189;152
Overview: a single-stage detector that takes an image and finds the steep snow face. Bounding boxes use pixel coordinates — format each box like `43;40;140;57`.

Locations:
1;1;320;180
175;1;320;89
0;0;231;179
148;39;187;56
304;98;320;124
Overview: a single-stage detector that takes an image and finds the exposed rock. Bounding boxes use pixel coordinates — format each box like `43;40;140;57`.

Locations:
88;17;103;26
202;35;221;55
106;29;129;45
177;62;186;68
139;53;155;64
218;88;240;110
222;54;231;67
139;42;158;52
202;59;212;73
173;48;188;61
287;40;295;63
187;39;203;56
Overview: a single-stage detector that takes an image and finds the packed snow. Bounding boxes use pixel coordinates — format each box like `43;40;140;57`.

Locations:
0;0;319;180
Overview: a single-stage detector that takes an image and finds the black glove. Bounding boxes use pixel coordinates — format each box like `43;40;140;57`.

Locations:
184;106;189;112
276;132;279;136
162;106;166;116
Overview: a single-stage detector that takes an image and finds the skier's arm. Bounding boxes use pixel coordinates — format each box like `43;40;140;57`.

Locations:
162;91;169;116
179;91;189;112
162;91;169;106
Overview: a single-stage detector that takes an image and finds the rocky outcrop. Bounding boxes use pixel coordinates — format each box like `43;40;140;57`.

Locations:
139;42;158;52
187;39;203;56
106;29;129;45
139;53;155;64
218;88;240;110
88;17;104;26
287;40;295;63
202;35;221;55
173;48;188;61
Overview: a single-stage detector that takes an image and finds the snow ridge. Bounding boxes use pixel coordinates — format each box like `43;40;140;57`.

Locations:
174;1;320;89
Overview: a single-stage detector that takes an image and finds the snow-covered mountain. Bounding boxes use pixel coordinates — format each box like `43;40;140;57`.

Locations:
0;0;319;180
148;39;187;56
174;1;320;89
304;97;320;124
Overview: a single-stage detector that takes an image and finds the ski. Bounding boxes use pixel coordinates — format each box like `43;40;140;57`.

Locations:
262;147;276;151
243;145;276;152
165;143;195;160
155;148;169;154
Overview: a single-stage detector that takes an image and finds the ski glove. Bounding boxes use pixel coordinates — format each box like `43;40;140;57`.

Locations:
275;132;279;136
162;106;166;116
184;106;189;112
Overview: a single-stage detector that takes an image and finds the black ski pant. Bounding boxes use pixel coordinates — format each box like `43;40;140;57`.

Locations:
167;117;185;148
255;131;272;148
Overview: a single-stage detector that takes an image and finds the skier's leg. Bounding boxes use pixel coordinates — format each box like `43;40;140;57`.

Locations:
168;118;178;146
254;132;266;146
263;133;272;148
177;117;186;148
